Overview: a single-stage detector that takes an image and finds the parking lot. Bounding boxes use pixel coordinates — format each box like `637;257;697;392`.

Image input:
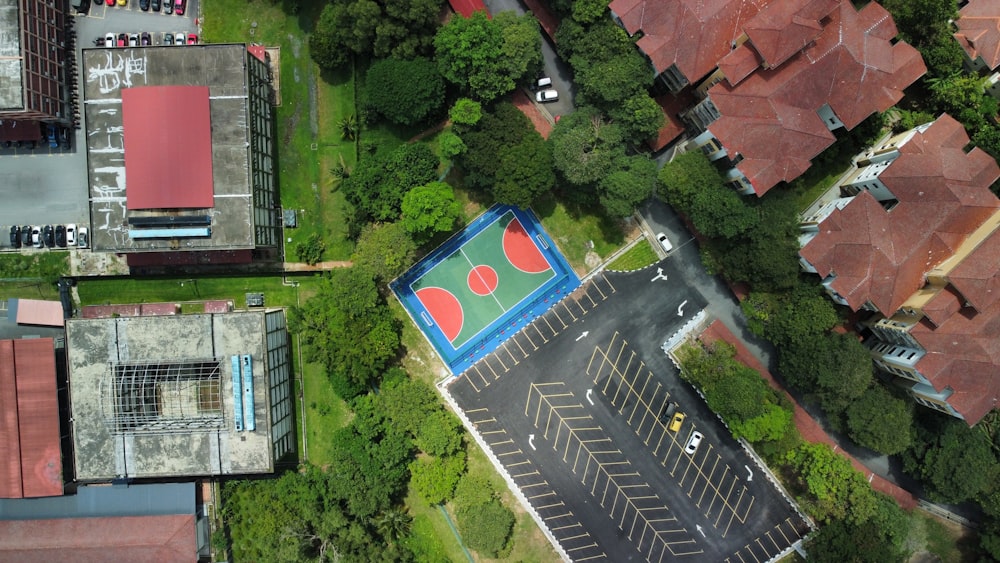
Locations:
447;256;810;561
0;0;199;250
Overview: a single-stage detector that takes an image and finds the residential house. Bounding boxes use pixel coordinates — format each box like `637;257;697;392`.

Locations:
954;0;1000;73
799;114;1000;424
609;0;925;196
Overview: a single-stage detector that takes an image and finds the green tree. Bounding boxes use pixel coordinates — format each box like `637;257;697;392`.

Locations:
807;496;909;563
449;98;483;128
435;11;542;102
846;386;914;455
905;419;999;503
760;284;840;348
609;93;665;141
289;269;401;398
456;500;515;557
414;409;464;456
364;57;445;126
598;154;657;217
492;137;556;208
784;443;878;524
549;107;625;188
409;452;467;505
438;131;466;159
454;473;497;509
880;0;958;47
401;181;461;243
780;333;872;415
294;233;326;265
310;0;445;70
658;150;727;213
351;222;418;282
372;507;413;546
342;142;439;226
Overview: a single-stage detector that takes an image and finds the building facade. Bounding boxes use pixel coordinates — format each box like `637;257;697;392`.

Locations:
0;0;72;124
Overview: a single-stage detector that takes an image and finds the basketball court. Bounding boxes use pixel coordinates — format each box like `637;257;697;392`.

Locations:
392;205;580;374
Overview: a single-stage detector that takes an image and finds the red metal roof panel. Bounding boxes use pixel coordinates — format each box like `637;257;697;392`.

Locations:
14;339;61;498
123;86;214;210
15;299;64;327
0;341;22;499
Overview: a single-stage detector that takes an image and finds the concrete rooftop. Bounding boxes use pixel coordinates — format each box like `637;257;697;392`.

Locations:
81;44;255;253
66;311;275;480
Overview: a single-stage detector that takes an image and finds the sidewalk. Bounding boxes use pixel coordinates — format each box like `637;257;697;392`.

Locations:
699;320;918;510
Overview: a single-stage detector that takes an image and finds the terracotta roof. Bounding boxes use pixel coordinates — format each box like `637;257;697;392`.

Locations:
742;0;839;69
910;304;1000;425
708;1;926;196
448;0;488;18
0;339;62;499
14;299;64;327
948;226;1000;312
648;90;696;151
608;0;770;85
954;0;1000;71
0;514;197;562
800;115;1000;313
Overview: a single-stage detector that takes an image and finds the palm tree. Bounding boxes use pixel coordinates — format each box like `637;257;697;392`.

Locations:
339;114;358;141
372;507;412;545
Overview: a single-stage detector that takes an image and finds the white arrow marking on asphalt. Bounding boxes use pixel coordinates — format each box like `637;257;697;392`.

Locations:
528;434;536;451
576;331;589;341
745;465;753;482
695;524;705;538
586;389;594;405
650;267;668;282
677;300;688;317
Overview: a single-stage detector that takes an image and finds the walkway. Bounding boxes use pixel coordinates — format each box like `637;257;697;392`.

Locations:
282;261;352;271
699;320;918;510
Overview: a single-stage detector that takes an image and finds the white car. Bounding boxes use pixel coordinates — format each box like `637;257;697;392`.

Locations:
77;227;89;248
684;431;704;455
105;33;116;48
66;224;76;247
176;32;186;46
656;232;673;252
532;77;552;90
536;89;559;103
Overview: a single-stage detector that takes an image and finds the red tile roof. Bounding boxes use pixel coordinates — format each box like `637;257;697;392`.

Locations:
948;227;1000;313
800;115;1000;314
741;0;839;69
448;0;487;18
708;1;926;195
0;339;62;499
609;0;770;85
0;514;197;562
648;90;695;151
954;0;1000;71
123;86;214;210
910;301;1000;425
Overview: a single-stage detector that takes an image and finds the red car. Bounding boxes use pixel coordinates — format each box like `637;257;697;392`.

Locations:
187;33;197;45
174;0;184;15
106;0;114;5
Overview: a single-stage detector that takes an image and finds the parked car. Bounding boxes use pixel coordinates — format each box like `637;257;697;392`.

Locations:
164;0;172;13
117;0;127;6
71;0;90;14
656;232;673;252
105;33;116;47
668;412;686;432
55;225;66;248
77;227;89;248
187;33;198;45
117;33;127;48
684;432;704;455
531;77;552;91
31;226;41;248
175;32;185;46
152;0;160;11
535;89;559;103
43;225;55;248
20;226;31;247
174;0;185;15
139;0;150;10
129;33;139;47
163;32;174;46
66;224;77;247
9;226;20;248
106;0;115;6
46;124;58;149
141;32;151;46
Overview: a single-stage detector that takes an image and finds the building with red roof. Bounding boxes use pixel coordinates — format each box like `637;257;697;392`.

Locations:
80;44;279;267
954;0;1000;73
609;1;925;195
799;115;1000;424
0;338;62;499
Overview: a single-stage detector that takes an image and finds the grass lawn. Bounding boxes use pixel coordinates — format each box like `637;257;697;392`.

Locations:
403;489;469;562
76;275;319;307
606;239;657;271
905;509;976;562
202;0;355;262
300;360;351;466
0;252;71;300
533;197;627;275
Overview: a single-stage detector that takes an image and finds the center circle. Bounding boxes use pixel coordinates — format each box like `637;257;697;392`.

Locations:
467;265;499;296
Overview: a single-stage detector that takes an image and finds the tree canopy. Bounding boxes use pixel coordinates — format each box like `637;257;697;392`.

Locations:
597;154;657;218
549;107;625;189
783;442;878;525
845;386;913;455
289;268;400;399
434;11;542;102
401;181;461;243
351;222;418;283
342;142;440;227
310;0;445;70
904;418;999;503
364;58;445;126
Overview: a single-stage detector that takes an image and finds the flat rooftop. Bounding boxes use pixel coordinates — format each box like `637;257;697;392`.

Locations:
0;0;24;111
81;44;255;253
66;311;276;480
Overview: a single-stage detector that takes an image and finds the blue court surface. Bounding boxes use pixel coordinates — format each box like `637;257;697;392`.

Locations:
392;205;580;374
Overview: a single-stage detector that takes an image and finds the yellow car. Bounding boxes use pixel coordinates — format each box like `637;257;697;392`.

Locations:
668;412;686;432
117;0;126;6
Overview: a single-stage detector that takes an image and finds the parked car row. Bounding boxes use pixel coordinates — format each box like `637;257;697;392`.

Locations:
97;0;186;14
98;31;197;47
8;225;88;249
531;77;559;104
